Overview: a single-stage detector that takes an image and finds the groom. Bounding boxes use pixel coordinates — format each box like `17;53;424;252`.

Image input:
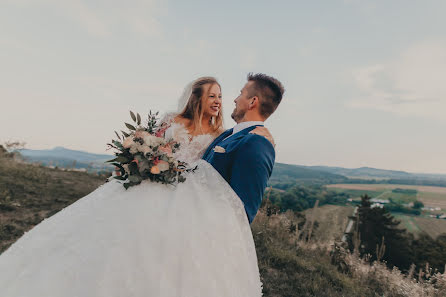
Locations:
202;73;284;224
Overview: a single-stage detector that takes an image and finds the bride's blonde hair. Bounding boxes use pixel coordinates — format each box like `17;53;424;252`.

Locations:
178;77;224;135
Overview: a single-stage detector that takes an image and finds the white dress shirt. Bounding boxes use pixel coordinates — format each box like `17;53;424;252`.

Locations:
224;121;264;140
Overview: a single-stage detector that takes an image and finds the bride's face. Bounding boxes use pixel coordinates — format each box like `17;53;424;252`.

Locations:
202;83;222;118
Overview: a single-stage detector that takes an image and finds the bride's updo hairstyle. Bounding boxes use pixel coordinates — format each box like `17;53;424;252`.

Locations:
178;77;224;134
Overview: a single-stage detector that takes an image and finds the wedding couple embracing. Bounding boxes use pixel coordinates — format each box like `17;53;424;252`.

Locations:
0;73;285;296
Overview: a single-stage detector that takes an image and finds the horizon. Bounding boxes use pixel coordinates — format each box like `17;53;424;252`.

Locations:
17;145;446;176
1;1;445;174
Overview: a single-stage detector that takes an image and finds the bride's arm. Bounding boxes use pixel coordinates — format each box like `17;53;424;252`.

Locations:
250;127;275;148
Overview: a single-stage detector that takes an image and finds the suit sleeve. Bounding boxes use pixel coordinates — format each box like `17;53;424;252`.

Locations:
229;134;275;223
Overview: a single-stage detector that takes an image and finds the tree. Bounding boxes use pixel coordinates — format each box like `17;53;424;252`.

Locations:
352;194;412;271
413;201;424;209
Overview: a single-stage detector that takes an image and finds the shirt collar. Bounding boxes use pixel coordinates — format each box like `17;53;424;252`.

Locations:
232;121;264;135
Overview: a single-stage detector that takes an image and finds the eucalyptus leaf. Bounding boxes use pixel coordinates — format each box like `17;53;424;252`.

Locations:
114;131;121;140
106;158;118;163
121;130;130;137
137;113;141;125
125;123;136;130
116;156;129;163
130;111;136;122
112;140;124;149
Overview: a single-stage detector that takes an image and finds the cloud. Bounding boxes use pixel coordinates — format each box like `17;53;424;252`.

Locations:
348;40;446;122
6;0;165;38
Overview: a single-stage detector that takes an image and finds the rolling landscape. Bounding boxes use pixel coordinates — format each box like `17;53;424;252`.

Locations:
1;145;446;296
11;146;446;239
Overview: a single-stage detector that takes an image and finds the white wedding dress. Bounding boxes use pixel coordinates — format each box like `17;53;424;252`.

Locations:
0;120;263;297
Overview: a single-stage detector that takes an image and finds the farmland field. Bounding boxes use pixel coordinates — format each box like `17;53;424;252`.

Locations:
393;214;446;239
326;184;446;210
308;205;446;240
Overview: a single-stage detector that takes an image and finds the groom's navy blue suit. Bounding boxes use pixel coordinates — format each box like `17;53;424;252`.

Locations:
202;125;275;224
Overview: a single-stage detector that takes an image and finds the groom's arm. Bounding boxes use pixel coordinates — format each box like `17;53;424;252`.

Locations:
229;134;275;224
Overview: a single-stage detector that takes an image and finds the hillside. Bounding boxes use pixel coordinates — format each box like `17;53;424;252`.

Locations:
304;165;446;184
270;163;348;184
18;147;113;173
0;149;107;252
16;147;446;188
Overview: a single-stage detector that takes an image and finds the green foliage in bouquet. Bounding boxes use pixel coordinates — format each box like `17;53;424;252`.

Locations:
107;111;189;189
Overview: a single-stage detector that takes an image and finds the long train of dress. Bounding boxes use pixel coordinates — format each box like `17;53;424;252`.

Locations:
0;160;263;296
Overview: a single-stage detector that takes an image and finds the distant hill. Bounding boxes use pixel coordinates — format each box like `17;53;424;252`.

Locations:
270;163;348;184
15;147;446;187
18;147;113;173
305;166;412;179
301;165;446;181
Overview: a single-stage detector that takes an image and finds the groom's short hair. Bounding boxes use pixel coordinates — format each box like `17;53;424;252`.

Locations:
246;73;284;119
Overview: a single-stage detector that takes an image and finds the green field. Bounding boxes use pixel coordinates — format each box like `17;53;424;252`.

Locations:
325;184;446;238
308;204;446;239
393;214;446;238
329;188;383;199
327;184;446;210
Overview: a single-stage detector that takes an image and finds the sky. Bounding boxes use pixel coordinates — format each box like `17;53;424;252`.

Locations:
1;0;445;174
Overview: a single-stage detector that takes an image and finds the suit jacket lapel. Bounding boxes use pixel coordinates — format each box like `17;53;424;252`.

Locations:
202;128;233;160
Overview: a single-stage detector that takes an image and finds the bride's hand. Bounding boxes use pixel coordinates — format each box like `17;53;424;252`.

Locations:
250;127;275;148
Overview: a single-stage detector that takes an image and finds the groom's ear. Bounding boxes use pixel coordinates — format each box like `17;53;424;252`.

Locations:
248;96;259;110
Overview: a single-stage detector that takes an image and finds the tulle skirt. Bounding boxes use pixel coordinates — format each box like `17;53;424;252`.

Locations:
0;160;262;297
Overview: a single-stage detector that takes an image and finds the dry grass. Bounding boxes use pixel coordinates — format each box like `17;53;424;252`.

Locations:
303;205;353;243
252;208;446;296
341;251;446;297
252;210;377;297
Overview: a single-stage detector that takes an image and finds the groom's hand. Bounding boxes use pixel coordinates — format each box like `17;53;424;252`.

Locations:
250;127;275;148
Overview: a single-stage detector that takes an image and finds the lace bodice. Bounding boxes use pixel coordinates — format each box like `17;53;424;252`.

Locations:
163;117;216;166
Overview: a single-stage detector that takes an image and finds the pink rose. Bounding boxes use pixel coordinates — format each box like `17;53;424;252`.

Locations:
159;145;173;157
122;137;134;149
134;130;150;139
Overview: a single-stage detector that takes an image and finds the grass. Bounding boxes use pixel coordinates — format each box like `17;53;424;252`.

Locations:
251;211;377;297
303;205;353;243
375;190;417;204
251;207;446;296
329;188;383;199
393;214;422;234
412;216;446;239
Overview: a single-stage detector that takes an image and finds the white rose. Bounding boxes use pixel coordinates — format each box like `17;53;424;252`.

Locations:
141;145;153;155
143;135;165;147
129;143;143;154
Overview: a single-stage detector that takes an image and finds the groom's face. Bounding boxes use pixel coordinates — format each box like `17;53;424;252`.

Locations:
231;82;253;123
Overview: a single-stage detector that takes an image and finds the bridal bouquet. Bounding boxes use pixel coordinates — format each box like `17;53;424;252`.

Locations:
107;111;188;189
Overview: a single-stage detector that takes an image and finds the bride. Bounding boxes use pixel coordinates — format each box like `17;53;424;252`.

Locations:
0;77;268;297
